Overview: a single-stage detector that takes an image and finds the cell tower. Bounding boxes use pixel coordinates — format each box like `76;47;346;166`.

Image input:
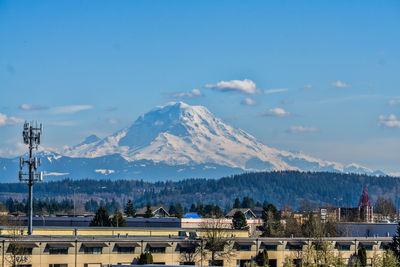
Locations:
19;121;44;235
358;185;373;223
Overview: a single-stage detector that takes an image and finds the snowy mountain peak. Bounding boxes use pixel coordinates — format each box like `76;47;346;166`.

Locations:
80;135;101;145
61;102;382;176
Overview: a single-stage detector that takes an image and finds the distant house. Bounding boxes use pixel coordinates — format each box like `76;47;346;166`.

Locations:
252;207;264;218
10;211;26;217
136;206;170;218
225;208;257;219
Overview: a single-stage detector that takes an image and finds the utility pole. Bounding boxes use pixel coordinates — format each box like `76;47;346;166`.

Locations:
72;187;80;217
19;121;44;235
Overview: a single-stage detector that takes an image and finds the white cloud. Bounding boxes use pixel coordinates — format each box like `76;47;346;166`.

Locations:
300;84;313;90
287;126;317;134
51;105;93;114
0;142;26;158
388;99;400;106
108;118;119;125
258;108;290;117
205;79;260;94
379;114;400;128
20;104;47;110
44;172;69;176
48;121;76;126
0;113;24;126
241;97;257;106
332;80;351;88
165;88;203;99
264;88;288;94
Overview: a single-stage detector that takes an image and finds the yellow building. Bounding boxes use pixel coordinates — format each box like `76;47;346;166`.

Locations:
0;227;392;267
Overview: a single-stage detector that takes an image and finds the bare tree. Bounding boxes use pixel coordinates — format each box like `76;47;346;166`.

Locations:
199;218;236;266
4;218;31;267
284;240;345;267
372;250;399;267
178;240;201;265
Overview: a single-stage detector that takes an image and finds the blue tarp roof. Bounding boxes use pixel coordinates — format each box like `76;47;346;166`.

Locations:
183;213;202;218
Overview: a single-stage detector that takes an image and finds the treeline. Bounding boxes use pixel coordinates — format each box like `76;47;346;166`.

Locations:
1;171;399;210
1;195;268;218
5;198;73;214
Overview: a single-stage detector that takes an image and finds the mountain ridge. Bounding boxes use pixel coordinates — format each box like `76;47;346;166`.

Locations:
0;101;384;182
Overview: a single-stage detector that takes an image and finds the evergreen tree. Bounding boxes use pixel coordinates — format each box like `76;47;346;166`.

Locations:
213;205;223;218
124;199;136;217
390;221;400;262
176;203;183;218
189;203;197;212
358;246;367;267
144;202;154;218
146;251;153;264
233;197;242;209
261;204;282;237
242;197;255;209
198;203;205;217
205;204;214;216
169;204;177;216
138;251;153;264
232;211;248;230
90;206;111;227
111;209;126;227
255;248;269;267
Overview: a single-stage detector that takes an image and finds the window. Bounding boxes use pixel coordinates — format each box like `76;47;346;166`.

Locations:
359;245;373;251
286;244;302;251
49;264;67;267
268;260;277;267
381;243;390;250
21;248;33;255
364;245;373;251
209;260;223;266
205;243;224;252
148;247;165;253
117;247;134;254
237;245;251;251
49;248;68;255
84;247;102;254
8;247;33;255
336;244;351;251
179;247;195;254
237;259;251;267
84;264;101;267
264;245;277;251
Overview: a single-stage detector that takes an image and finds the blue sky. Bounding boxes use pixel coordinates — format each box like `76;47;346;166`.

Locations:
1;0;400;174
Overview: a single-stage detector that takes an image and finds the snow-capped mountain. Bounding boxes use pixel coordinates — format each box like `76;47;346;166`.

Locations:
0;102;384;182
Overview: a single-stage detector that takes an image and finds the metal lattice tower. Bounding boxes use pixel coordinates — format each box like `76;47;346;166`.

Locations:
358;185;373;222
19;121;44;235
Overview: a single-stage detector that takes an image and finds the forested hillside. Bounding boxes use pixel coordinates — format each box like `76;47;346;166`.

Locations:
0;171;399;210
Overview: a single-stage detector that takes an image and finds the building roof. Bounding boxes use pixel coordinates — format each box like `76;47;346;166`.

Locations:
226;208;257;218
183;212;202;218
136;206;170;217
